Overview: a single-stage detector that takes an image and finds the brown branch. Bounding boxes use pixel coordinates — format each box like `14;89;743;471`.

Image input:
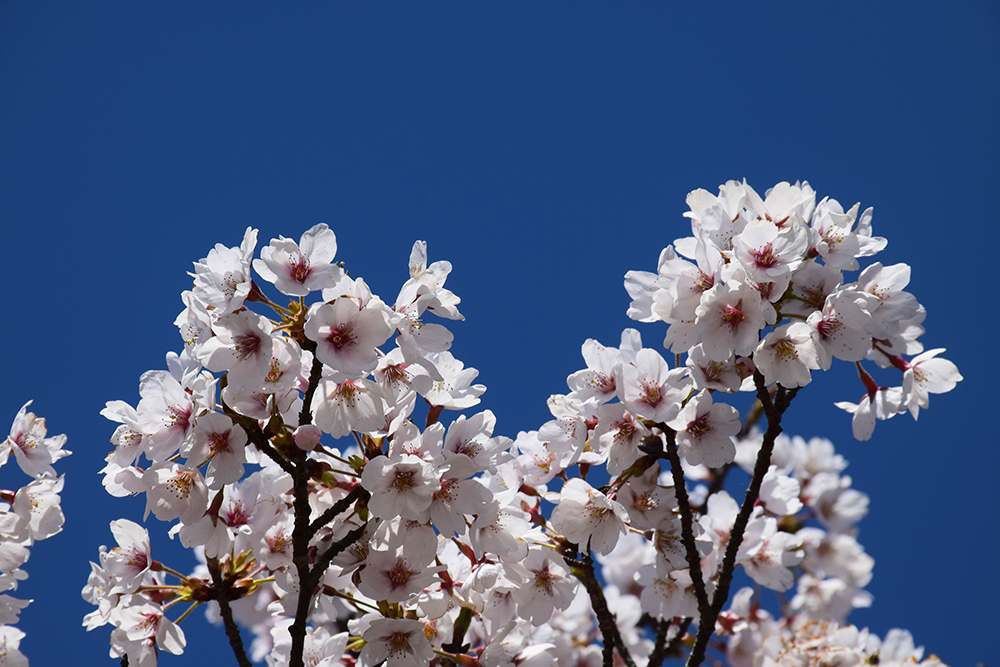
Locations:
287;447;313;667
567;544;637;667
298;354;324;427
309;523;368;590
648;616;693;667
684;372;799;667
661;428;712;625
241;419;296;476
209;560;253;667
308;485;365;538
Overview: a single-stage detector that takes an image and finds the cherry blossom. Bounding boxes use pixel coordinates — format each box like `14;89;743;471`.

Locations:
70;190;958;667
549;478;629;555
253;223;342;296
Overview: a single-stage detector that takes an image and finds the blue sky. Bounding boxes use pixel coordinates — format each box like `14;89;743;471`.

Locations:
1;2;997;665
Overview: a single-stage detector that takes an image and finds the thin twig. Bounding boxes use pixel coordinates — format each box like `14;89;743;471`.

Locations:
308;485;365;537
298;355;324;427
662;428;712;624
574;547;637;667
684;372;798;667
309;523;368;587
209;561;253;667
242;420;296;476
648;616;693;667
288;447;313;667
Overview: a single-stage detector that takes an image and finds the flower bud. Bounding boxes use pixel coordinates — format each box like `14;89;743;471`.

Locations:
293;424;322;451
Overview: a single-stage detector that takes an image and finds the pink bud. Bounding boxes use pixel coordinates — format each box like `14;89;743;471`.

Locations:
293;424;322;451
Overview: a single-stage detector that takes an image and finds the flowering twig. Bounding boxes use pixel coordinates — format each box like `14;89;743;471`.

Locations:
648;616;692;667
564;543;637;667
662;427;712;623
308;484;364;537
684;372;798;667
209;560;253;667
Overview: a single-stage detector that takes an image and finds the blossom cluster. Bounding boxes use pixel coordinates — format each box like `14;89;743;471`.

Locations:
79;181;959;667
0;402;70;667
624;180;961;439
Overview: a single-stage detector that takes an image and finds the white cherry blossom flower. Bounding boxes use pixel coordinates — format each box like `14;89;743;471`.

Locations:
100;400;144;468
2;401;70;478
550;478;629;555
103;520;151;595
141;462;210;525
737;515;803;591
422;351;486;410
402;240;463;320
733;218;810;283
900;348;962;419
361;454;439;521
855;262;920;339
109;596;186;665
253;223;342;296
358;617;434;667
312;377;386;438
621;348;692;423
199;310;275;388
305;297;393;378
667;390;740;468
566;338;621;404
183;411;247;489
695;282;768;362
0;626;27;667
358;544;443;604
834;386;903;441
810;199;885;271
13;476;65;540
754;321;823;388
512;548;578;626
191;226;258;316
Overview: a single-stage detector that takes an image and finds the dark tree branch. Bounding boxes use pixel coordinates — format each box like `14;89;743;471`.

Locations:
309;522;368;584
666;617;693;659
308;485;365;538
298;355;324;427
571;546;637;667
209;560;253;667
288;448;313;667
684;372;799;667
648;616;693;667
662;428;712;625
241;420;296;476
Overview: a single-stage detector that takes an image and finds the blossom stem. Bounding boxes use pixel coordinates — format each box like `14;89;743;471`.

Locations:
150;561;189;581
323;587;382;613
173;601;200;624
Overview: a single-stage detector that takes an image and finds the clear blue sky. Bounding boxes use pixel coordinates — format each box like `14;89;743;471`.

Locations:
1;3;996;665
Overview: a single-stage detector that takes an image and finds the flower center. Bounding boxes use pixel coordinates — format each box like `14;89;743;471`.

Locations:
234;333;261;360
640;381;663;407
326;325;356;351
722;304;746;331
752;242;780;269
687;413;711;439
290;254;312;283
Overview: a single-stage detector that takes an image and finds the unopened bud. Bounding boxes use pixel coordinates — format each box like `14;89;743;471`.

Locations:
293;424;322;451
